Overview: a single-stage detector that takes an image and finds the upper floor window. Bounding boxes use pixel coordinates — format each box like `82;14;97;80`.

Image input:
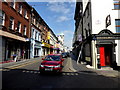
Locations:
35;31;37;40
9;16;14;30
17;21;21;32
38;33;41;41
115;19;120;33
23;25;27;35
0;10;5;26
32;29;34;38
114;1;120;9
18;4;22;14
10;0;15;9
24;9;28;19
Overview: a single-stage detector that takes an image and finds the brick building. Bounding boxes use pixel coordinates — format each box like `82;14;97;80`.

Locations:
0;1;31;61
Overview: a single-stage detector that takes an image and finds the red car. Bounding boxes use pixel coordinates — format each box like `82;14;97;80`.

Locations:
39;54;64;73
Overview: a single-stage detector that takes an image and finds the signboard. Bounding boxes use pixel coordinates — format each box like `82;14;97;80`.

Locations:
47;32;50;40
106;15;111;28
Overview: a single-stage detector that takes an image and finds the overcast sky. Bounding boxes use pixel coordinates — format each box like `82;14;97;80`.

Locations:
27;0;76;49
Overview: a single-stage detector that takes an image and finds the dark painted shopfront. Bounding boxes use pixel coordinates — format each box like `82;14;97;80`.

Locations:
93;29;120;69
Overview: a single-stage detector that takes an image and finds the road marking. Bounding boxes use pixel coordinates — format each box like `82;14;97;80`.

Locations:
0;60;41;71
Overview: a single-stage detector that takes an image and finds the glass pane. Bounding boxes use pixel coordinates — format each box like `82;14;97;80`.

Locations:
115;20;120;25
116;27;120;33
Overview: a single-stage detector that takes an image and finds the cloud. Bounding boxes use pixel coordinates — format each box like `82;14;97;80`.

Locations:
56;16;70;22
47;2;70;14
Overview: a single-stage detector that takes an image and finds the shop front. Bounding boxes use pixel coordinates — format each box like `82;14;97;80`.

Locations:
92;29;120;69
41;42;51;56
2;36;30;62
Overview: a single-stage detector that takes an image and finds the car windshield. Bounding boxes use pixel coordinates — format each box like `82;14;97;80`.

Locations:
45;55;61;61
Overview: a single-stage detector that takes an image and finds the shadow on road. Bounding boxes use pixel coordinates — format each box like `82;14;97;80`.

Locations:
2;67;119;89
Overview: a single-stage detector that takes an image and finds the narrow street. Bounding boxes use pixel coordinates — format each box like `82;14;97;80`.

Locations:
1;57;119;89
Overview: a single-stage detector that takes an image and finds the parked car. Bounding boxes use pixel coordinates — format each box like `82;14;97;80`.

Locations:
61;52;68;58
39;54;64;73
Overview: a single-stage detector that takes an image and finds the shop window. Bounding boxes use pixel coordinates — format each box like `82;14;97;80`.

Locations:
23;25;27;35
0;10;5;26
16;21;21;32
9;16;14;30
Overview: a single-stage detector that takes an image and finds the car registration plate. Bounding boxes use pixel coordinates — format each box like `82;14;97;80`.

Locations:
45;68;53;71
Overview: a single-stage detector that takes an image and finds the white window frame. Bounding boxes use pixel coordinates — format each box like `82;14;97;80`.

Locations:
10;0;15;9
32;29;34;39
0;10;5;26
17;21;21;32
35;31;37;40
18;4;22;14
9;17;14;30
24;9;28;19
23;25;27;35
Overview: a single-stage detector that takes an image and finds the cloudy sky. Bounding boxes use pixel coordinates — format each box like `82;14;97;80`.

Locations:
27;0;76;49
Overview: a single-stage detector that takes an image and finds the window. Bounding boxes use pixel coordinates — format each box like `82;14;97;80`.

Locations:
10;0;15;9
18;4;22;14
116;27;120;33
32;29;34;38
38;33;41;41
114;1;120;9
115;19;120;33
9;17;14;30
24;9;28;19
0;10;5;26
16;21;21;32
23;25;27;35
35;31;37;40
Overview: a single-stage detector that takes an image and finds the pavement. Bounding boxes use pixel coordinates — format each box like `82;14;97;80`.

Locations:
69;56;120;78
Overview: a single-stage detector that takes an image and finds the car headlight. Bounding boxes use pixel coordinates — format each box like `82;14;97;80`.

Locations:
40;65;44;67
54;65;61;68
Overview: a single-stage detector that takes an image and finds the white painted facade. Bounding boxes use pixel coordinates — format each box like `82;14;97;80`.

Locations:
82;0;120;68
30;27;42;58
57;34;64;52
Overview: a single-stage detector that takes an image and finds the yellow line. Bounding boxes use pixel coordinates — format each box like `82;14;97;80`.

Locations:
0;60;41;71
9;60;40;69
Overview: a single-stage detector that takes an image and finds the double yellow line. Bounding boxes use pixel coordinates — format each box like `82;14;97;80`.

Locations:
0;60;41;71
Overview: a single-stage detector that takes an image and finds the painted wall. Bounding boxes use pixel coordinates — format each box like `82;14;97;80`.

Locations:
91;0;116;34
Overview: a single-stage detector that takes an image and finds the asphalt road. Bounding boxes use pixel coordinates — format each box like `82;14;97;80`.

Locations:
1;57;119;89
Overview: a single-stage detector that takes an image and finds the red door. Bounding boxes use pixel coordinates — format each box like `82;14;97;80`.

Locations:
100;47;105;66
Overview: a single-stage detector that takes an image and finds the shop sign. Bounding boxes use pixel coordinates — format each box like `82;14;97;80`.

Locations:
42;42;51;48
47;32;50;40
106;15;111;28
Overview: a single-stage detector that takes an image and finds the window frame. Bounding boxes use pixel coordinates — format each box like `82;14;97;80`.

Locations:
17;21;21;32
9;16;14;30
24;9;28;19
0;10;5;26
114;1;120;9
10;0;15;9
23;25;27;35
18;4;22;14
115;19;120;33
